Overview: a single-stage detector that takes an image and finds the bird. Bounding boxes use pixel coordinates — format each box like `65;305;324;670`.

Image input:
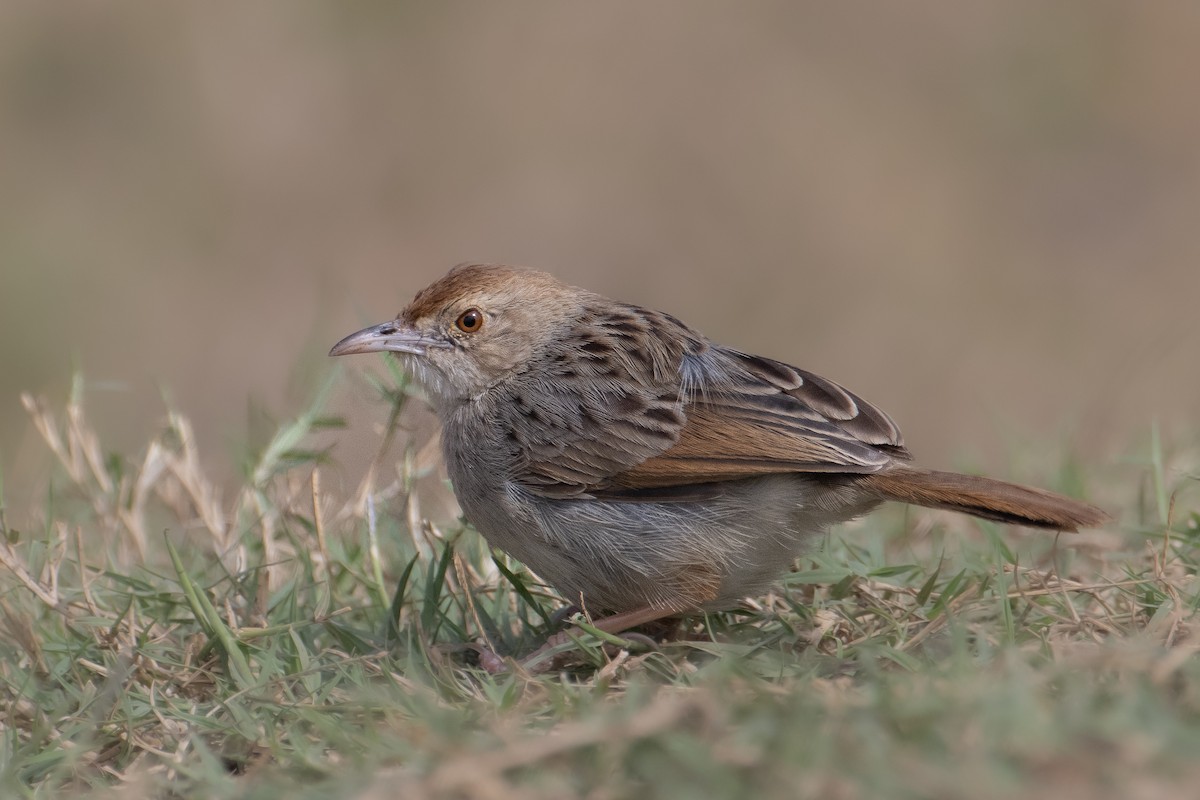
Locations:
330;263;1108;650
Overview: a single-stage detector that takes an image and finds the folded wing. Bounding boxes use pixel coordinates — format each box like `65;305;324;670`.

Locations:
499;310;910;500
604;350;910;492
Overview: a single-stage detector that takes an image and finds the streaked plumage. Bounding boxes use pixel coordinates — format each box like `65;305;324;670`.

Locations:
331;263;1108;627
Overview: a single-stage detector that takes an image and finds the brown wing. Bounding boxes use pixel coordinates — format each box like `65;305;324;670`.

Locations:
599;350;910;494
503;302;908;500
503;377;688;498
502;305;698;498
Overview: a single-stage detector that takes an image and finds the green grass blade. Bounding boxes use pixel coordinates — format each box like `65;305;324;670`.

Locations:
165;536;256;690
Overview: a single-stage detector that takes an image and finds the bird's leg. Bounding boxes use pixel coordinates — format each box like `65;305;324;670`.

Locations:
510;565;723;674
467;604;680;675
472;567;721;675
516;604;691;675
547;603;582;630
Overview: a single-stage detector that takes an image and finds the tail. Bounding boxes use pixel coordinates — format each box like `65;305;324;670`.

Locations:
861;468;1109;531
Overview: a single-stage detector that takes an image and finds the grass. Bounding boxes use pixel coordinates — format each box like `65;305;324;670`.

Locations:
0;371;1197;799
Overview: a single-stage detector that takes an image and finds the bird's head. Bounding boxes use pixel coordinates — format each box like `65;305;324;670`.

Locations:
329;263;584;406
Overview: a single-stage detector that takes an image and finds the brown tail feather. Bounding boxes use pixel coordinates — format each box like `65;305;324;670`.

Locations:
861;468;1109;531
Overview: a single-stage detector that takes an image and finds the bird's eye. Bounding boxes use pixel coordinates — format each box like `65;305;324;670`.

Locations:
455;308;484;333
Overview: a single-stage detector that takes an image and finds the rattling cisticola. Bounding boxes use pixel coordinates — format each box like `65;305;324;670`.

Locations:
331;263;1107;643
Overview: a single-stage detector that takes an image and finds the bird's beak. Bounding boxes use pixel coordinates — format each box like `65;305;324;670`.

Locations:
329;320;443;357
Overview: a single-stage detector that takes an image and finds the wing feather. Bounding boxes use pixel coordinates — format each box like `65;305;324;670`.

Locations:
499;313;908;499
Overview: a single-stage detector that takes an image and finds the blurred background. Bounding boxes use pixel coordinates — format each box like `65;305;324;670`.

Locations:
2;2;1198;512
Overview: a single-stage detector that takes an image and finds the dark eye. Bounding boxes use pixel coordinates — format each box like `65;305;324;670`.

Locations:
455;308;484;333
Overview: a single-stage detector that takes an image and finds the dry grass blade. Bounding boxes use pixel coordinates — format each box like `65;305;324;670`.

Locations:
0;373;1195;800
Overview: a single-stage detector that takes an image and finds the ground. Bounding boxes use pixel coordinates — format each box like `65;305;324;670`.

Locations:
1;373;1196;800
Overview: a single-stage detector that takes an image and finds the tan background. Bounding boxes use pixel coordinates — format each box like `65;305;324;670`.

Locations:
2;2;1197;510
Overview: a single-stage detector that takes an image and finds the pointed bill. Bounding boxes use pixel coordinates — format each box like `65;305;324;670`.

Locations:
329;320;445;357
